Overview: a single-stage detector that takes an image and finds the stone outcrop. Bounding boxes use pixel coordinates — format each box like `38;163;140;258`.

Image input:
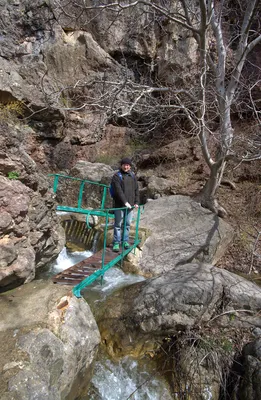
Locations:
70;160;114;183
143;175;177;200
0;280;100;400
124;195;234;277
0;122;65;288
137;138;199;168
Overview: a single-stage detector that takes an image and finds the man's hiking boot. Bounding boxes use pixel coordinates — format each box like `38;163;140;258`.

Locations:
123;242;130;249
112;243;120;252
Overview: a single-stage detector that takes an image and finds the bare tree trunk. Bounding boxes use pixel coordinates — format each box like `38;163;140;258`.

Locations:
196;163;227;218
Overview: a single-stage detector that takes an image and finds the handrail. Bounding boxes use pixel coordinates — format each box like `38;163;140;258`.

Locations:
49;173;109;211
48;173;109;187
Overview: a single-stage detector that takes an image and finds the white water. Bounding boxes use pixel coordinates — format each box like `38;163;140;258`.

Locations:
50;247;93;274
88;355;172;400
50;248;172;400
91;265;145;293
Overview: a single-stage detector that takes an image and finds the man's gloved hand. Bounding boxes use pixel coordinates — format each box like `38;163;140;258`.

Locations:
125;202;132;209
134;204;139;209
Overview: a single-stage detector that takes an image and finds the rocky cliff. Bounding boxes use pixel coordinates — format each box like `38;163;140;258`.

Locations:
0;121;65;288
0;0;199;170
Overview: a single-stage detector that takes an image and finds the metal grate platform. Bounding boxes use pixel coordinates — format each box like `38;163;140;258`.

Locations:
52;248;117;286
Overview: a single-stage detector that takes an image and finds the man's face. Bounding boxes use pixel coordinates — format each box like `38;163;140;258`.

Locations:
121;163;131;172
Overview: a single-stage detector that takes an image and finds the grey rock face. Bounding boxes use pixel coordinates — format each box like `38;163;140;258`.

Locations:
0;0;124;169
70;160;114;183
0;174;64;287
50;0;197;86
137;195;234;276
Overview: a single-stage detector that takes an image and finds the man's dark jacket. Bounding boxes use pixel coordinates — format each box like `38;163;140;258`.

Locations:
111;170;139;208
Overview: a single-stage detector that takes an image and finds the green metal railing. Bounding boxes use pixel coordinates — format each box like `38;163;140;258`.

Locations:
72;206;142;298
49;173;109;213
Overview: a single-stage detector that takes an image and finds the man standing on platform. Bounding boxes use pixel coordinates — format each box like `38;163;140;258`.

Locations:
110;158;139;252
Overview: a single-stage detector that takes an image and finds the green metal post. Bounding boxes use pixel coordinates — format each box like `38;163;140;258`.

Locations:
101;187;107;209
120;207;128;267
77;180;85;209
134;206;141;245
85;212;91;229
53;175;59;193
133;206;141;255
101;210;109;270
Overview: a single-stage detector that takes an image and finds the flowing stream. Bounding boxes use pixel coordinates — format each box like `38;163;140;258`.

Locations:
51;247;173;400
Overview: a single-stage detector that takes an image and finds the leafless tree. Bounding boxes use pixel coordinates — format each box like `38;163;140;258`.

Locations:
50;0;261;216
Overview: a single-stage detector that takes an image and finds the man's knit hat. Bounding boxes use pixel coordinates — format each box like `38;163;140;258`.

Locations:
120;157;132;166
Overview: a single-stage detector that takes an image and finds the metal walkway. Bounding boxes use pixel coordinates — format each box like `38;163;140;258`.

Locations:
52;241;137;297
49;173;142;297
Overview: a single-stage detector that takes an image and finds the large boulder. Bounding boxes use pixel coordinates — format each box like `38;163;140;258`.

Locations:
131;195;234;277
70;160;114;183
145;175;177;200
0;280;100;400
97;263;261;359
